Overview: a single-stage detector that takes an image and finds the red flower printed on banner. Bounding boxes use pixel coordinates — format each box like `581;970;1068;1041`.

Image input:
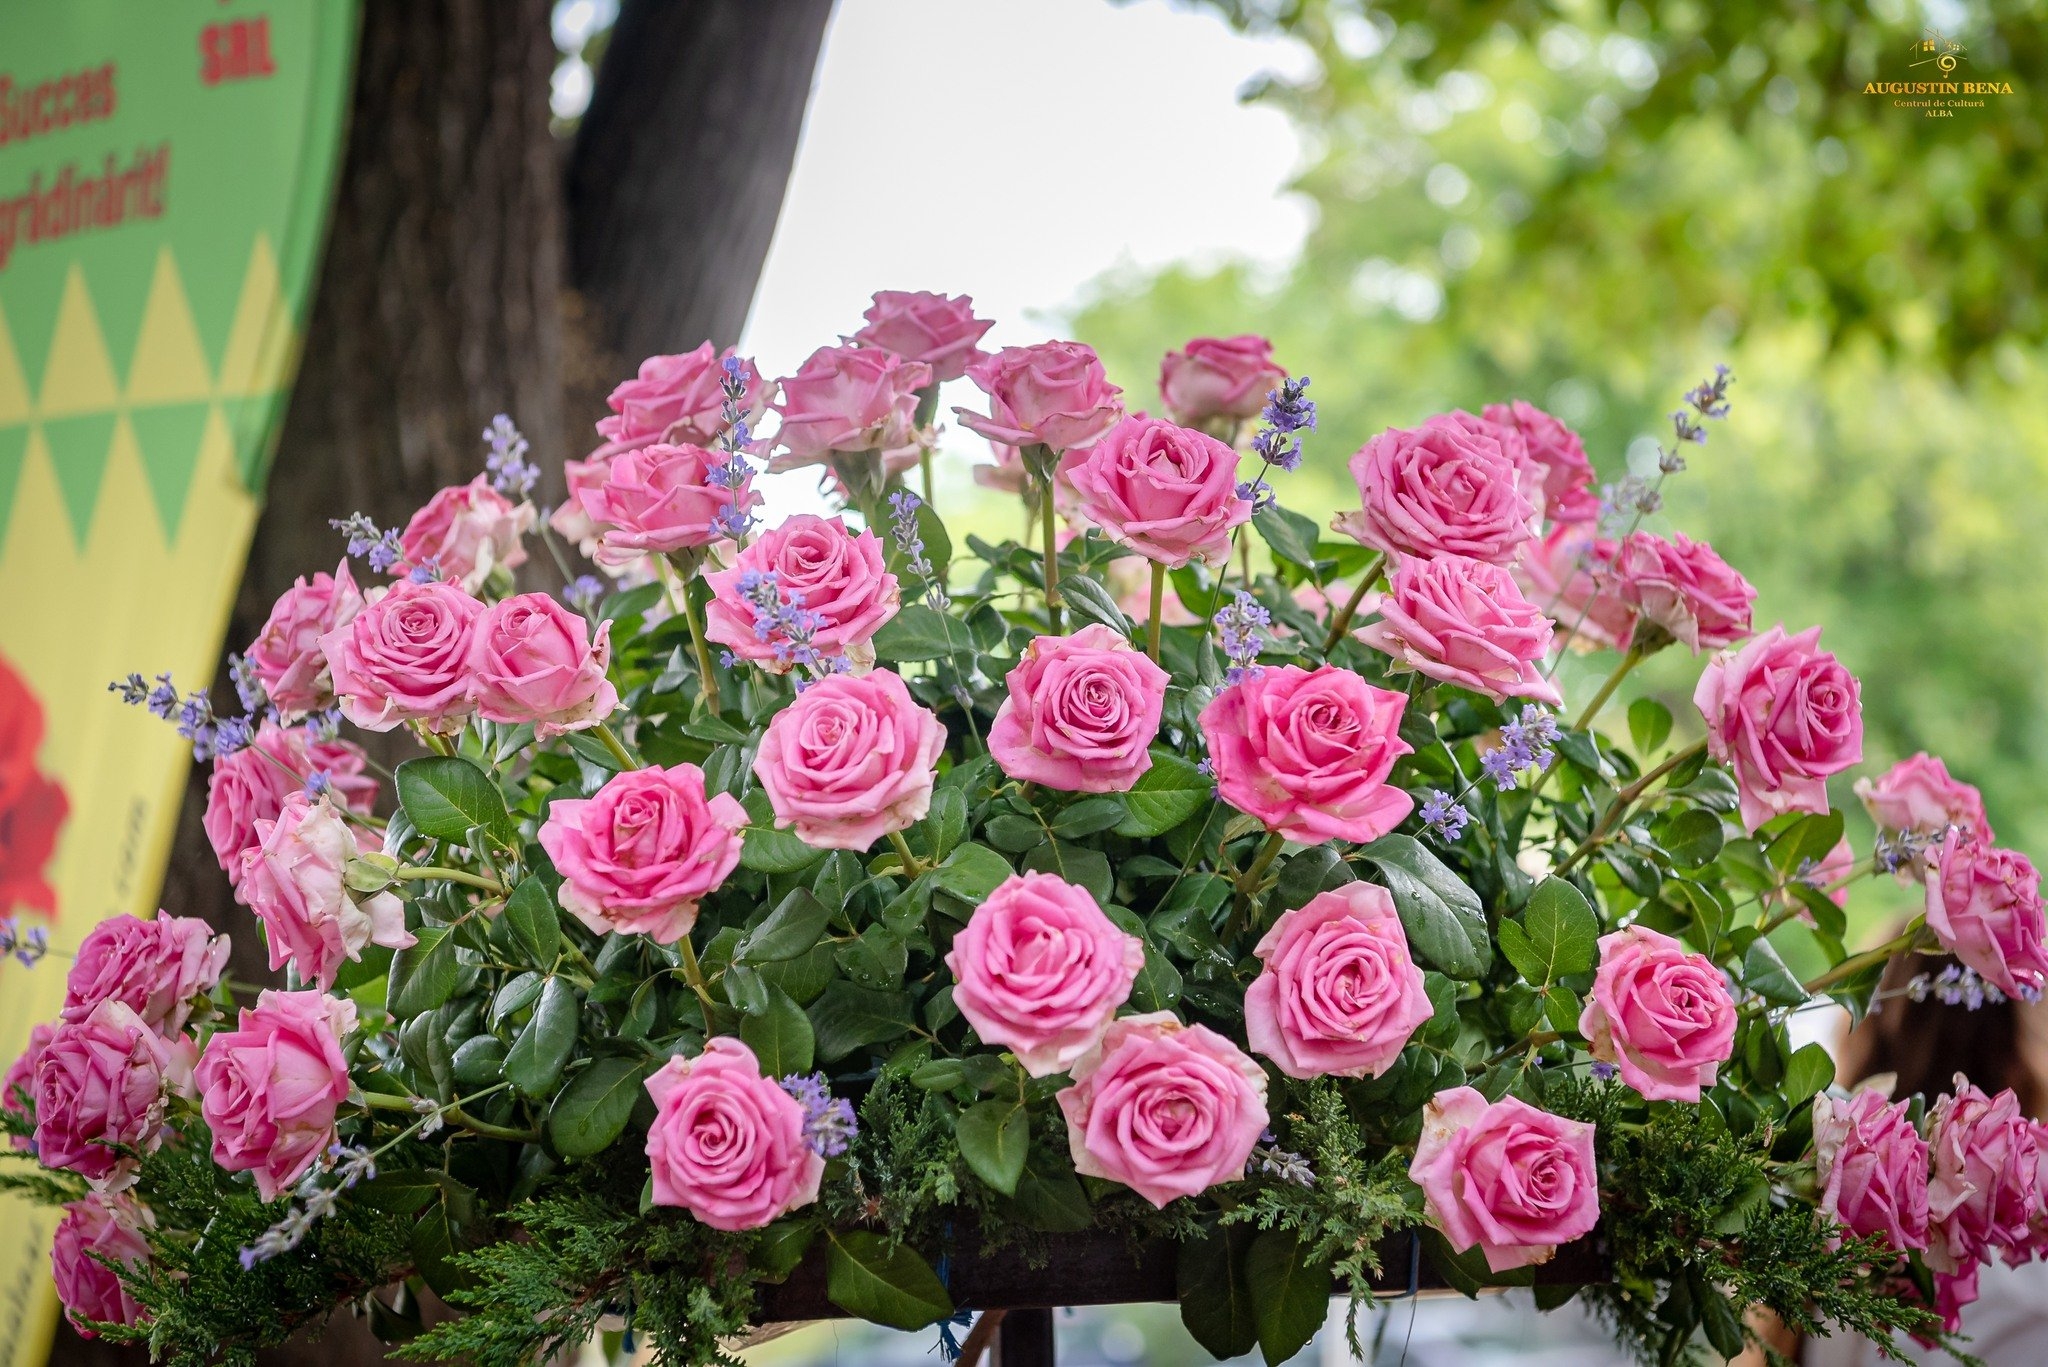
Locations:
0;651;69;918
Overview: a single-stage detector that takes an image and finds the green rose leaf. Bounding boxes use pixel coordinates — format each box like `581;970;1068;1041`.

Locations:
502;875;561;968
1499;877;1600;986
736;888;834;964
1178;1225;1258;1361
739;983;816;1075
954;1098;1030;1196
1113;750;1214;838
931;843;1014;902
1005;1151;1093;1233
1059;572;1134;636
1245;1228;1334;1367
809;979;917;1062
1627;697;1673;755
504;977;579;1098
1785;1041;1836;1107
1253;502;1322;570
547;1055;648;1159
1657;809;1726;870
824;1229;954;1330
872;605;975;663
395;756;518;847
1743;936;1809;1007
1767;810;1846;875
1357;834;1491;978
742;823;828;876
386;926;460;1020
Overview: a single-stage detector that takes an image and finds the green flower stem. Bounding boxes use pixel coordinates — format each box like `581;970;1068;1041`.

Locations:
1228;830;1288;937
674;934;718;1030
1572;640;1648;733
1552;737;1709;878
442;1105;540;1145
1803;917;1927;995
681;584;722;717
393;866;508;897
1146;562;1167;662
887;829;929;877
594;721;638;770
1483;1031;1564;1068
1319;553;1387;655
1040;477;1062;633
357;1091;418;1113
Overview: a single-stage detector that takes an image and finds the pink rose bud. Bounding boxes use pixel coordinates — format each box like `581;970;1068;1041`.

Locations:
1813;1089;1931;1253
320;579;486;733
1856;753;1994;844
538;764;747;944
1245;883;1432;1079
1928;1078;2040;1271
1062;416;1254;568
770;343;932;467
1355;554;1563;705
1480;400;1601;526
945;872;1146;1077
467;592;619;738
576;442;759;566
597;343;767;452
50;1192;153;1337
203;722;377;889
752;670;947;851
394;474;535;592
704;515;901;673
247;561;365;719
195;990;356;1201
1199;664;1415;845
3;1021;54;1148
644;1038;825;1231
1409;1087;1600;1272
61;913;229;1036
33;1000;185;1186
852;290;994;383
1158;335;1287;426
1611;531;1755;654
238;792;416;990
988;624;1170;793
956;342;1125;454
1512;524;1633;654
1333;413;1538;565
1055;1012;1269;1209
1693;624;1863;833
1924;832;2048;1001
1577;925;1736;1102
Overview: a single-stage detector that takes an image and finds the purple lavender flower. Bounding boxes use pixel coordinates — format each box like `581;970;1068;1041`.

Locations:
1238;375;1315;512
0;918;49;969
708;356;760;539
564;575;606;614
239;1144;378;1268
736;570;849;680
1483;705;1558;790
228;652;268;714
482;415;539;497
303;707;343;743
405;557;443;585
779;1073;857;1157
329;512;403;574
888;489;949;610
1215;591;1270;686
1250;1128;1314;1186
1590;1061;1619;1082
1420;789;1470;843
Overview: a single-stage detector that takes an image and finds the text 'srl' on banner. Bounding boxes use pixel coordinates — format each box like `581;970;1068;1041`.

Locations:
0;4;356;1361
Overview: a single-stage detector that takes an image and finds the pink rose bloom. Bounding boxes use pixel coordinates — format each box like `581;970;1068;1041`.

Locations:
1158;335;1286;426
1693;624;1864;833
1578;926;1736;1103
752;670;946;851
1927;1079;2040;1271
1812;1089;1931;1252
1199;665;1415;845
239;792;415;989
1926;1266;1981;1338
1924;832;2048;1000
538;764;747;944
1856;753;1993;844
988;625;1170;793
1611;532;1755;654
1513;524;1632;654
61;913;228;1036
247;561;365;718
575;442;759;567
596;344;767;451
1055;1012;1269;1209
468;592;618;738
852;290;994;383
320;579;485;732
33;1001;184;1186
771;343;932;467
945;872;1146;1077
394;475;535;592
1244;883;1431;1079
1061;416;1253;568
956;342;1125;454
549;454;612;554
704;515;900;672
1355;554;1563;705
1333;414;1537;565
3;1021;54;1147
50;1192;152;1337
1481;400;1601;525
203;722;376;890
1410;1087;1600;1272
644;1038;824;1231
194;990;356;1201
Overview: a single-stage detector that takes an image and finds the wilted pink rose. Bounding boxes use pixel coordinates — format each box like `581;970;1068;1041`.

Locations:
1813;1089;1930;1253
1856;753;1993;844
1199;665;1414;845
752;670;946;851
596;344;767;451
956;342;1125;454
1578;926;1735;1103
50;1192;152;1337
203;723;376;891
61;914;228;1036
1926;1266;1981;1338
1410;1087;1600;1272
320;579;485;732
3;1021;53;1147
247;562;365;718
1333;414;1537;565
1481;400;1601;525
1158;335;1286;427
1056;1012;1268;1209
538;764;747;944
771;344;932;467
852;290;994;383
394;475;535;591
1924;832;2048;1001
239;792;415;989
1693;624;1863;833
1356;554;1562;705
989;625;1169;792
644;1038;824;1231
1245;883;1431;1079
1611;532;1755;654
1061;416;1253;568
1512;523;1632;654
33;1001;184;1186
468;592;618;738
1928;1079;2040;1271
195;990;355;1201
704;515;900;672
576;442;758;566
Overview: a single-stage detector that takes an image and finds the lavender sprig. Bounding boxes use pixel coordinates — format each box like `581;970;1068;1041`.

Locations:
1480;706;1558;791
1236;375;1315;511
1215;591;1270;686
109;670;256;761
887;490;949;610
779;1074;857;1157
329;512;403;574
482;414;539;497
709;356;759;540
737;570;850;685
1250;1129;1314;1187
0;918;49;968
1420;789;1471;844
563;575;606;615
238;1145;378;1268
1904;963;2020;1010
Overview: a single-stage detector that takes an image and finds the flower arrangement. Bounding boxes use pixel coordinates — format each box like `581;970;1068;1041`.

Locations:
4;290;2045;1367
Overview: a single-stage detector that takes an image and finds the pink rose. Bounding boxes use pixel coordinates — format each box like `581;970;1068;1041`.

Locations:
239;792;415;989
3;1021;54;1147
468;592;618;738
1813;1089;1930;1253
771;343;932;467
596;344;767;451
538;764;747;944
704;515;901;672
1061;416;1253;568
33;1001;185;1186
1481;400;1601;525
1924;832;2048;1000
1244;883;1431;1079
852;290;994;383
1693;624;1864;833
194;990;356;1201
1811;835;1856;909
1158;335;1286;426
1410;1087;1600;1272
956;342;1125;454
1333;414;1537;565
247;561;365;718
1355;554;1562;705
320;579;485;732
644;1038;824;1231
1199;665;1415;845
1927;1079;2040;1271
1055;1012;1269;1209
50;1192;152;1336
1856;753;1993;844
575;442;759;566
972;442;1030;496
203;722;376;890
1578;926;1735;1103
988;625;1169;792
945;872;1146;1077
1512;524;1632;654
61;913;228;1036
1611;532;1755;654
549;454;612;554
395;475;535;592
752;670;946;851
